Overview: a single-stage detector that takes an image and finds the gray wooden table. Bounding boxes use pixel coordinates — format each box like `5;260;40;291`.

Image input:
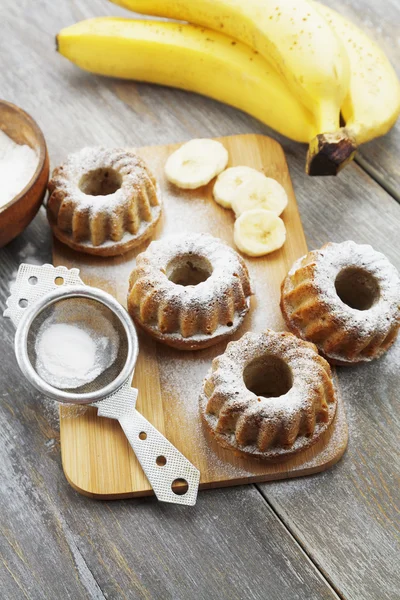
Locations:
1;1;399;598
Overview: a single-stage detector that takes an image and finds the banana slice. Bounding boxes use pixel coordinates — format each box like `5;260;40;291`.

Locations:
165;138;228;189
234;209;286;257
213;166;263;208
232;177;288;217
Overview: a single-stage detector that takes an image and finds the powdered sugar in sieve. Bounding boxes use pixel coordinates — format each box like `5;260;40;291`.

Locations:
35;301;119;389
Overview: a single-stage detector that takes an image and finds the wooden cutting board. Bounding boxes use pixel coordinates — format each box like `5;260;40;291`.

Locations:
53;134;348;498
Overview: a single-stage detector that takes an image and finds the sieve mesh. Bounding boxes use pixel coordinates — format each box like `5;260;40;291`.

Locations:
26;296;129;395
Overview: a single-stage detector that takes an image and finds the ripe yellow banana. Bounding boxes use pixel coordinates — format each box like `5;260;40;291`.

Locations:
314;2;400;145
56;18;315;143
109;0;353;174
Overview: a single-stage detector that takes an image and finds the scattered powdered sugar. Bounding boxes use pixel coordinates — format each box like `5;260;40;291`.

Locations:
60;404;91;419
53;147;149;212
41;396;60;430
17;241;43;266
60;151;369;478
0;130;38;208
35;302;119;390
159;348;256;478
8;269;18;289
313;242;399;331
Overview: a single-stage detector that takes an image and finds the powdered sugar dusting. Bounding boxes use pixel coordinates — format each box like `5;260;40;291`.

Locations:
48;147;162;250
283;241;400;363
159;348;255;477
129;232;252;346
34;301;119;390
60;404;91;419
56;142;348;482
41;397;60;429
17;241;43;266
200;330;337;459
51;147;149;214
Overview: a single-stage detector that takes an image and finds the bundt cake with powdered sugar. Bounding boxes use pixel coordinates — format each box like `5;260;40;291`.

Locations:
281;241;400;364
47;147;161;256
128;233;252;350
200;330;337;459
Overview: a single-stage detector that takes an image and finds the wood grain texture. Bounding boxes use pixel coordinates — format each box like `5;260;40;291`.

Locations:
56;485;342;600
53;134;348;498
0;0;399;598
262;340;400;600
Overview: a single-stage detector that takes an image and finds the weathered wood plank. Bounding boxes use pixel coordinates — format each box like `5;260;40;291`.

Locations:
0;0;399;598
258;129;400;600
59;483;341;600
261;339;400;600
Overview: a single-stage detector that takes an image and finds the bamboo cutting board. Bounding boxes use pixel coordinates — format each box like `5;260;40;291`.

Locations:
54;134;348;498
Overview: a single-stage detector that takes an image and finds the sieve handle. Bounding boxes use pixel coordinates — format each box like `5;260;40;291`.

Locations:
95;383;200;505
3;263;84;328
118;410;200;506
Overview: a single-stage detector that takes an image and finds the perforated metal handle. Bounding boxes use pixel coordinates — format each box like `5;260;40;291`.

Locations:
3;263;84;327
119;411;200;505
95;383;200;506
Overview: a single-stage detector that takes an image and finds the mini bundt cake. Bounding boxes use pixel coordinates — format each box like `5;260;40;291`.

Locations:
200;330;337;459
47;147;162;256
281;241;400;364
128;233;252;350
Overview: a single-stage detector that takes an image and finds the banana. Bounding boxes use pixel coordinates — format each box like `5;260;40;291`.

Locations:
110;0;349;133
56;18;315;144
58;10;400;176
233;209;286;257
109;0;355;174
213;166;264;209
214;165;287;215
314;2;400;145
231;177;288;217
165;139;228;189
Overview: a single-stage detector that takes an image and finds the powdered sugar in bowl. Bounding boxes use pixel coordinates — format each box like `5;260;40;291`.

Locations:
0;100;49;247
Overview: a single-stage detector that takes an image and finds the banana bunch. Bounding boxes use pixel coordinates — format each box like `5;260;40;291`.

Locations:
56;0;400;176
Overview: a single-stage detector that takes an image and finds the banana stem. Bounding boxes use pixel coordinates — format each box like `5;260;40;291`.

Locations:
306;128;357;176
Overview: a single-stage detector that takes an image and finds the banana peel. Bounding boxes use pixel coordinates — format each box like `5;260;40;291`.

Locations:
56;18;315;144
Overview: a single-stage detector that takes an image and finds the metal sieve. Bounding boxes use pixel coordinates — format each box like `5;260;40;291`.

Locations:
4;264;200;506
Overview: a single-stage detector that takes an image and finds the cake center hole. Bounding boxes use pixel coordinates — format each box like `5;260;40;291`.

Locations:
335;266;380;311
166;254;213;286
79;168;122;196
243;355;293;398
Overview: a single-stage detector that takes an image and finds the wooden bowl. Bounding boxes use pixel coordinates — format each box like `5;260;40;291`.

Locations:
0;100;49;247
